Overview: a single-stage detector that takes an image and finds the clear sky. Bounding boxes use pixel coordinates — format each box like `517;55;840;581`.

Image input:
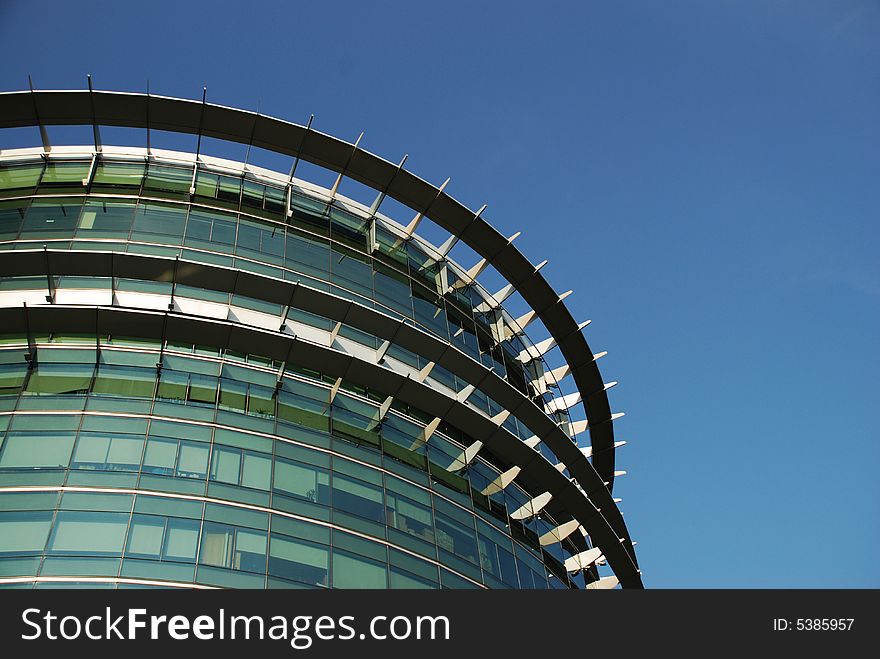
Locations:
1;0;877;588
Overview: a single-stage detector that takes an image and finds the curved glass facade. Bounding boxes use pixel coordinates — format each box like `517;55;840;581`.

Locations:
0;90;638;590
0;336;580;589
0;158;552;407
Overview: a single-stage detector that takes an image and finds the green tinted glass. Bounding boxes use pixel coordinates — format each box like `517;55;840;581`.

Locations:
0;163;43;193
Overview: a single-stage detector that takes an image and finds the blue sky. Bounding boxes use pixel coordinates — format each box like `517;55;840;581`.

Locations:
1;0;877;587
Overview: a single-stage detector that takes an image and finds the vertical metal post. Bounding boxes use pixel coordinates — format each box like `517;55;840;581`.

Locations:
286;114;314;218
87;74;102;153
189;87;207;197
27;75;51;154
145;80;152;156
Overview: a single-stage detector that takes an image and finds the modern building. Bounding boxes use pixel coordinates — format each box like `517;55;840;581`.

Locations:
0;88;640;589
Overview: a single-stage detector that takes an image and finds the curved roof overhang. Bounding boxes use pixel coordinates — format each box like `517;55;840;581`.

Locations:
0;88;621;491
0;303;641;587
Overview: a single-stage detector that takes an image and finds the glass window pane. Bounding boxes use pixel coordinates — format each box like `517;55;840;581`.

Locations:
36;347;96;364
477;519;518;586
134;495;202;519
236;218;261;253
412;284;448;338
387;492;434;543
218;379;247;413
240;180;265;212
188;374;218;406
285;232;329;279
176;442;208;479
183;211;211;243
199;173;241;210
241;452;271;490
20;199;81;238
0;200;28;239
289;192;329;234
435;513;479;566
49;512;128;555
0;362;29;396
210;446;241;484
199;522;266;572
390;567;436;589
76;200;135;238
127;515;164;557
235;217;283;262
156;370;187;402
92;364;156;399
0;511;52;554
204;503;267;530
143;164;191;198
162;354;220;376
184;210;237;253
268;534;328;587
99;349;158;369
72;433;143;472
193;171;219;199
0;433;74;468
72;433;110;466
40;161;90;186
498;545;519;586
332;550;387;589
263;184;286;217
199;522;233;568
271;516;329;544
276;384;329;431
221;363;276;387
92;161;145;190
330;246;372;297
0;163;43;192
247;385;275;418
59;491;132;512
373;264;413;317
329;206;369;249
234;529;267;573
331;474;384;523
130;202;186;244
82;415;148;435
164;519;199;562
106;435;144;468
143;438;177;475
273;458;329;504
385;473;430;505
440;567;480;589
24;363;93;395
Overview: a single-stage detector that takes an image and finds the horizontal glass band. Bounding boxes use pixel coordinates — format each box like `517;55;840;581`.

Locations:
0;485;563;590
